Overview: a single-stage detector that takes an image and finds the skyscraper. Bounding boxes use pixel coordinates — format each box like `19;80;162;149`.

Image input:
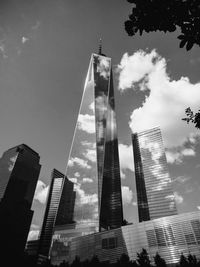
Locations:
132;127;177;222
62;48;123;234
38;169;75;260
0;144;41;262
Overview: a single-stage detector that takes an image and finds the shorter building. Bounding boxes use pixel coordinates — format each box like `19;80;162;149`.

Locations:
0;144;41;262
132;127;177;222
38;169;75;262
50;211;200;266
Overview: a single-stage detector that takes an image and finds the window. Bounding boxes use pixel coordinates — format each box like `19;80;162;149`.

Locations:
191;220;200;244
155;228;166;246
102;237;118;249
164;226;176;246
146;230;157;247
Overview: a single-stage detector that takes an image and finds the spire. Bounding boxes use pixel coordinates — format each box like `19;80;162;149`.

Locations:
98;38;102;55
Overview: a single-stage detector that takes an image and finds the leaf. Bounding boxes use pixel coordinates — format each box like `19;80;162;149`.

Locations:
186;40;194;50
178;35;185;40
179;39;187;48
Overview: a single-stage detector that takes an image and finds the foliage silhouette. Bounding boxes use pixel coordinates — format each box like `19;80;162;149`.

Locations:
125;0;200;51
182;107;200;129
154;253;166;267
117;253;132;267
136;249;151;267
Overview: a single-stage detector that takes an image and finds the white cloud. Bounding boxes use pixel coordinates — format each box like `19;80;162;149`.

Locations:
83;148;96;162
97;57;110;79
173;176;191;184
120;170;126;179
22;36;29;44
132;201;137;206
166;147;196;164
74;172;80;177
8;154;18;172
68;157;91;169
81;141;95;147
34;180;49;204
89;101;94;113
75;184;97;206
118;144;134;172
118;50;200;148
78;114;95;134
68;177;78;184
174;191;184;204
197;206;200;210
122;186;133;205
27;230;40;241
82;178;93;183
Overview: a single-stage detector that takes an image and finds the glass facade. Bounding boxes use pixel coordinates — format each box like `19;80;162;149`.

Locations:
132;127;177;222
51;211;200;266
61;53;123;235
38;169;74;259
0;144;41;259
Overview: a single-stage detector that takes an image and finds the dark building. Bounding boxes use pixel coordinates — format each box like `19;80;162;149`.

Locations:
55;176;75;226
0;144;41;263
38;169;75;261
132;127;177;222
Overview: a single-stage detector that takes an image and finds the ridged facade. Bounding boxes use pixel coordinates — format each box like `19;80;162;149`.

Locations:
132;127;177;222
51;211;200;266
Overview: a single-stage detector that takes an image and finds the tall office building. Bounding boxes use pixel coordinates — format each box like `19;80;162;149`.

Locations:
62;48;123;234
0;144;41;261
38;169;75;260
132;127;177;222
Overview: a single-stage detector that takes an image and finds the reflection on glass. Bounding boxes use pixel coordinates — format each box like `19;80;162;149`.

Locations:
58;53;123;239
132;127;177;222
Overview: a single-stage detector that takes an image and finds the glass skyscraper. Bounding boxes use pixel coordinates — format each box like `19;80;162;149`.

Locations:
57;50;123;236
0;144;41;262
132;127;177;222
38;169;75;260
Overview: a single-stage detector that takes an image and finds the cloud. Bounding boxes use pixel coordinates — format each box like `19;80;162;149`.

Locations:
34;180;49;204
174;191;184;204
118;50;200;148
74;172;80;177
75;184;97;206
68;157;91;169
68;177;77;184
78;114;95;134
22;36;29;44
166;147;196;164
197;206;200;210
118;144;134;173
27;230;40;241
27;224;40;241
173;176;191;184
82;178;93;183
132;201;137;206
8;154;18;172
97;56;110;79
120;170;126;179
89;101;94;113
122;186;133;205
83;148;96;162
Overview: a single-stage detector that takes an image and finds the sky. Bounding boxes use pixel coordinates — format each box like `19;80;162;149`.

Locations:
0;0;200;241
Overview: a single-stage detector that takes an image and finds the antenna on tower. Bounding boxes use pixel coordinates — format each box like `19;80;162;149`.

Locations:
98;38;102;55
